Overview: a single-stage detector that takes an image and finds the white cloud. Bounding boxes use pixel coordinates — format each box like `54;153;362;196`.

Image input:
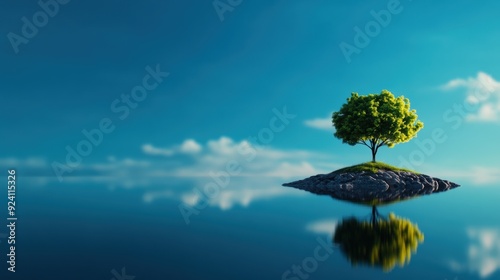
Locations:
142;138;202;156
442;79;468;90
442;72;500;122
449;227;500;278
468;104;498;122
0;157;47;167
180;139;202;154
206;136;240;155
468;167;500;185
90;158;151;171
426;165;500;186
263;162;317;178
167;137;329;178
142;144;173;156
304;115;334;131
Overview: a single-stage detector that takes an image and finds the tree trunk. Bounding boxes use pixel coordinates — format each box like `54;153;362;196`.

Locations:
371;148;376;162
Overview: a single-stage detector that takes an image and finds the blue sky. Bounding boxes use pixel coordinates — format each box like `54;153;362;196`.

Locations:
1;0;500;187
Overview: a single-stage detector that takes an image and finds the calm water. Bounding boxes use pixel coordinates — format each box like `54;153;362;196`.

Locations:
1;178;499;280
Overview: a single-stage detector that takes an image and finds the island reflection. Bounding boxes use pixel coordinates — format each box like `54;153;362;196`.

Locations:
333;206;424;272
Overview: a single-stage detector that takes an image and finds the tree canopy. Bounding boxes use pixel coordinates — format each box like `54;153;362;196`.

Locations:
332;90;423;162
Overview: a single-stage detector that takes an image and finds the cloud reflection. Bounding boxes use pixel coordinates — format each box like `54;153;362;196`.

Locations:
306;219;338;237
449;227;500;278
4;137;336;210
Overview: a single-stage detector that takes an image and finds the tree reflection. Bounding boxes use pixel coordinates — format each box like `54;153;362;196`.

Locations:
333;207;424;271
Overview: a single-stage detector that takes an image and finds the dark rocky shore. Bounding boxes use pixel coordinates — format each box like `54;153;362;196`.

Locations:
283;170;460;204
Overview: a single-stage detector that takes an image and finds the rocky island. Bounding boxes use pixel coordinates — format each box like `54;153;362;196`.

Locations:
283;162;460;205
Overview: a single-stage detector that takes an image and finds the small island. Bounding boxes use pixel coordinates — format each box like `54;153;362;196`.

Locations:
283;161;459;204
283;90;460;204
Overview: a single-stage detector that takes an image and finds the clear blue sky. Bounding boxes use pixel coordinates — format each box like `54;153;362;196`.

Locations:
1;0;500;185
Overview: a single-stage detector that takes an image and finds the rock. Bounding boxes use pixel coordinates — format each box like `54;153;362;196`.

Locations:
282;170;460;204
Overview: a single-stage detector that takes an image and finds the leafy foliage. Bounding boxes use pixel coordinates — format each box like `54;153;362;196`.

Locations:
332;90;423;162
333;213;424;272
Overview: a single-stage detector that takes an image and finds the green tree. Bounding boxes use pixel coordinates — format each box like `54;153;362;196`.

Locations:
332;90;423;162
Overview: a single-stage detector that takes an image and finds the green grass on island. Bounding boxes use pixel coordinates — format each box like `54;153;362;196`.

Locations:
332;162;418;174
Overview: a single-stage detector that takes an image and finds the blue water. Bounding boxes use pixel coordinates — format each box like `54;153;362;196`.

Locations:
1;179;499;280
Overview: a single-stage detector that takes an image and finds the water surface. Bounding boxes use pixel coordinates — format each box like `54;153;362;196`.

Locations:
2;179;498;280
